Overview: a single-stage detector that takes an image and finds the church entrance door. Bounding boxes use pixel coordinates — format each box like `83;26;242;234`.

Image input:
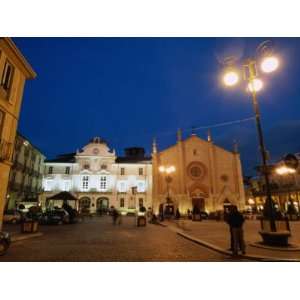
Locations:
192;198;205;212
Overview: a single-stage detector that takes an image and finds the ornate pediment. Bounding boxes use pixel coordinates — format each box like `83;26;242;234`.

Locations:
76;137;116;158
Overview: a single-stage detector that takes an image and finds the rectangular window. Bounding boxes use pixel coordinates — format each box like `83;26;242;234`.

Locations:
0;109;4;137
139;198;143;207
120;198;125;208
118;181;126;192
48;166;53;174
82;176;89;191
1;60;14;92
44;180;53;192
63;180;70;191
137;181;145;193
120;167;125;175
100;176;107;191
139;168;143;175
65;166;70;174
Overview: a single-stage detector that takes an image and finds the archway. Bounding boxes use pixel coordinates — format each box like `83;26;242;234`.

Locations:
79;197;91;210
96;197;109;212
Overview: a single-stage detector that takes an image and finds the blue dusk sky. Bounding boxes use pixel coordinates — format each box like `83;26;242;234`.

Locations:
13;37;300;175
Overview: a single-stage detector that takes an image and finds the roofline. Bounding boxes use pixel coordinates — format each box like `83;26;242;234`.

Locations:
157;134;236;156
17;131;46;157
2;37;36;79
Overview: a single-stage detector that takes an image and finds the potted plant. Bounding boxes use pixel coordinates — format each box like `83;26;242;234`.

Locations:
21;206;41;233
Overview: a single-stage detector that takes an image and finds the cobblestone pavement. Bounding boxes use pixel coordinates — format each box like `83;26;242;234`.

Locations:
0;216;239;262
164;219;300;260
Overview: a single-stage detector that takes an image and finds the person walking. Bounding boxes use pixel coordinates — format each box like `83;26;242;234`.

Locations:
111;206;119;225
227;205;246;256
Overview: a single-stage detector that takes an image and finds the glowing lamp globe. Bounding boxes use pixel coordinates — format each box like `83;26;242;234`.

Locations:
261;56;279;73
159;166;165;173
223;71;239;86
248;78;263;92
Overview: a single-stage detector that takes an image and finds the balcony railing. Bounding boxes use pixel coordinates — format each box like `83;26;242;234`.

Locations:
0;139;12;162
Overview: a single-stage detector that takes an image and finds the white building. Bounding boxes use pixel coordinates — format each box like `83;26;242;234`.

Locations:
40;137;152;213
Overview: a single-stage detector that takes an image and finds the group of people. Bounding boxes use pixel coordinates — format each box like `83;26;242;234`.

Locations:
109;203;246;256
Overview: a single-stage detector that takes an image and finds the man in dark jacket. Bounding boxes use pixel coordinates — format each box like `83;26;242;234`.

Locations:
227;205;246;255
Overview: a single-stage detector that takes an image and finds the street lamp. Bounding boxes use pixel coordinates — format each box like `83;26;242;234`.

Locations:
159;165;175;202
221;40;280;235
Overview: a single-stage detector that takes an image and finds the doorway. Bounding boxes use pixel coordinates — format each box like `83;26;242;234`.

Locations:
97;197;109;212
192;198;205;212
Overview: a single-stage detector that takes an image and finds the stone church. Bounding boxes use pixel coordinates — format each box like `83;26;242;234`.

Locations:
152;130;245;214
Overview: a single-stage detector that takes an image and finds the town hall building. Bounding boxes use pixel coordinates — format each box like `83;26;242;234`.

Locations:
40;137;152;213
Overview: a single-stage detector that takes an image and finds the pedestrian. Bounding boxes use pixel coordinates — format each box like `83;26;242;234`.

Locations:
117;210;122;225
111;206;118;225
227;205;246;256
159;203;164;221
224;207;233;251
175;208;181;219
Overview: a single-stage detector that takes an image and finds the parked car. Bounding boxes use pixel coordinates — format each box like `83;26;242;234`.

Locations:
200;211;208;219
3;210;21;224
40;209;69;225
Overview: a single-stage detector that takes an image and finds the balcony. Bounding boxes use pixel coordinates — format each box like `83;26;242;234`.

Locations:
0;139;12;162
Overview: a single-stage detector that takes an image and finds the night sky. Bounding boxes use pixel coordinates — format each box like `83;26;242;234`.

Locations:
13;38;300;175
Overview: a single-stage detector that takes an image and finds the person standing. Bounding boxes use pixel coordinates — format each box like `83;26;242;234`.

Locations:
227;205;246;256
111;206;118;225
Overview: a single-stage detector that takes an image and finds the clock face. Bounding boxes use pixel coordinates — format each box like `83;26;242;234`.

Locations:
93;148;99;155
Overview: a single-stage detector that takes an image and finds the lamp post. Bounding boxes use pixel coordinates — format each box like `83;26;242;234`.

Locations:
221;41;280;234
159;165;175;203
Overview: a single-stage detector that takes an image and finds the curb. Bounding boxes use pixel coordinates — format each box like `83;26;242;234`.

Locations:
159;222;300;262
11;232;43;243
249;242;300;252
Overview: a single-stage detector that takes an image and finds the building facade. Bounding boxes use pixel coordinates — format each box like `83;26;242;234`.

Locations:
245;153;300;214
40;137;152;213
152;130;245;214
6;133;45;210
0;38;36;229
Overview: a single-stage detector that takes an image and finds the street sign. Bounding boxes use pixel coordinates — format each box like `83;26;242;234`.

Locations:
284;154;299;170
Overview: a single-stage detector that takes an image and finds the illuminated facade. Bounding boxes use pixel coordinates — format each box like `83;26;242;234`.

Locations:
40;137;152;213
152;130;245;214
245;153;300;214
0;38;36;229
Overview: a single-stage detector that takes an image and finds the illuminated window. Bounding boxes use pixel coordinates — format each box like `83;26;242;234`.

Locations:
137;181;145;192
121;167;125;175
120;198;125;208
82;176;89;191
48;166;53;174
44;180;53;191
139;198;143;207
139;168;143;175
100;176;107;191
1;60;14;93
64;180;71;191
118;181;126;192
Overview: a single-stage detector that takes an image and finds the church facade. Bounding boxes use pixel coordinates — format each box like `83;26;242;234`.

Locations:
152;130;245;214
40;137;152;213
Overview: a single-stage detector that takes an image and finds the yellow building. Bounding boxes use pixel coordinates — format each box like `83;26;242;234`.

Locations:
152;130;245;215
0;38;36;229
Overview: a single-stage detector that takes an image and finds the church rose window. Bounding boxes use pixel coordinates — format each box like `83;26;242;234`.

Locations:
187;162;207;181
190;166;201;177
